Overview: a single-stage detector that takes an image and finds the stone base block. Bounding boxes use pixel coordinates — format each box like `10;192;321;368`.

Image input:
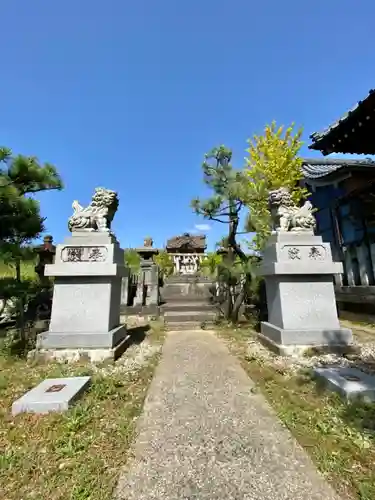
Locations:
37;324;127;349
257;332;358;357
12;376;91;415
261;321;353;345
314;367;375;402
259;321;354;357
29;334;131;364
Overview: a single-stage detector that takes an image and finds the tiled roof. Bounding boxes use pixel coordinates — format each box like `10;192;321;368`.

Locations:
166;233;206;250
301;158;375;179
309;89;375;152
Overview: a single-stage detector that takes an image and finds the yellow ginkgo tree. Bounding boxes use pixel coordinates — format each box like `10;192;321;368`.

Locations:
244;121;309;251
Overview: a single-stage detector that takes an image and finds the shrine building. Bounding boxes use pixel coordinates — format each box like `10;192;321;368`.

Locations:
302;89;375;311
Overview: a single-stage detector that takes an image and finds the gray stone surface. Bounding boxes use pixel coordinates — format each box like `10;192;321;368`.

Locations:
115;331;341;500
161;275;214;301
30;334;130;363
37;324;126;348
265;276;341;330
261;322;353;346
314;367;375;402
121;272;130;306
258;232;353;353
134;261;159;306
39;232;127;351
120;304;160;317
145;264;159;305
257;332;357;357
261;261;343;276
12;376;91;415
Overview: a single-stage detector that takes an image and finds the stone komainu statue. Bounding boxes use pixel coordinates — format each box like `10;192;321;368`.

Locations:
68;187;119;233
268;187;316;233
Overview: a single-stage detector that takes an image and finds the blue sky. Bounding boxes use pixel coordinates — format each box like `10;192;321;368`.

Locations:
2;1;375;250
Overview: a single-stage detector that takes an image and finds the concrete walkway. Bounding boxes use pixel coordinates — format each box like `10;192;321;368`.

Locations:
115;330;342;500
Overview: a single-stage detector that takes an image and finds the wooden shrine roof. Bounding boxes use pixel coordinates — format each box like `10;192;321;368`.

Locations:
309;89;375;155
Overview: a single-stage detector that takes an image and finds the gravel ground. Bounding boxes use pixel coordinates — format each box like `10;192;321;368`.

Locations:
115;330;342;500
244;337;375;376
93;340;162;377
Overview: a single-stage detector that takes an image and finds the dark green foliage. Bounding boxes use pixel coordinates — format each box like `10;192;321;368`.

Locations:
192;146;257;322
0;147;63;244
124;249;141;272
0;146;63;353
153;250;174;278
191;145;248;260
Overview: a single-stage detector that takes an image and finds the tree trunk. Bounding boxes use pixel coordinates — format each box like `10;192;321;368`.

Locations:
15;258;26;343
231;281;246;323
223;284;233;319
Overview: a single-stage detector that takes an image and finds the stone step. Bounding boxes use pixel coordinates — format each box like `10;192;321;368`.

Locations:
162;302;216;312
164;312;217;323
165;321;214;331
162;289;213;298
164;310;216;317
161;294;214;303
164;275;214;284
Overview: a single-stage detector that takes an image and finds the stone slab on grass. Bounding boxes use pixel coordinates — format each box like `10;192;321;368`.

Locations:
314;367;375;402
12;376;91;416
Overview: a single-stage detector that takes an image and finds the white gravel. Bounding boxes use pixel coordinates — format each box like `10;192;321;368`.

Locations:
245;338;375;375
94;341;162;377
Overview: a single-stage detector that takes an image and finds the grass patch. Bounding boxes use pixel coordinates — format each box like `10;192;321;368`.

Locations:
0;324;164;500
218;326;375;500
0;259;37;281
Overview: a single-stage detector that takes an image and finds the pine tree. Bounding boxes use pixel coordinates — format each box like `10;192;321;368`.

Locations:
191;146;254;322
0;147;63;343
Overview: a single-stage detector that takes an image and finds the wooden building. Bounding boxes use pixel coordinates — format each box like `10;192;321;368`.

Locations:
166;233;206;254
309;89;375;156
166;233;206;275
305;89;375;309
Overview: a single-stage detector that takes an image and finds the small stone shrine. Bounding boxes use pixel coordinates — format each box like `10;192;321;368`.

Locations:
166;233;206;274
258;187;353;355
33;187;127;363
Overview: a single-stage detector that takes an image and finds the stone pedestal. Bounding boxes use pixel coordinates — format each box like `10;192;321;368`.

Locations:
259;232;353;356
133;273;145;306
34;232;128;362
144;263;159;305
133;246;159;308
134;263;159;305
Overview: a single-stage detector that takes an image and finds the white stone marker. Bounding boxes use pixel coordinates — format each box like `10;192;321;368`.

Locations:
12;376;91;416
314;367;375;402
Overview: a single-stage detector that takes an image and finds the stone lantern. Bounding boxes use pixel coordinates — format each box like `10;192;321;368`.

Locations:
34;235;56;283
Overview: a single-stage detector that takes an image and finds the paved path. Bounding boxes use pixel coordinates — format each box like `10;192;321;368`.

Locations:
115;330;342;500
